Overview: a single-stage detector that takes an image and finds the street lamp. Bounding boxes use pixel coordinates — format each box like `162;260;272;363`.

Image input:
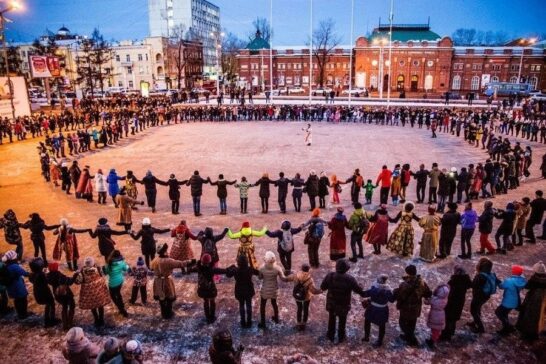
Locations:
0;0;22;122
517;37;537;84
210;30;224;95
372;37;387;98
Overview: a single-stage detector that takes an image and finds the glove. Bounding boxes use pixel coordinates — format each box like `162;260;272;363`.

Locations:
189;259;197;265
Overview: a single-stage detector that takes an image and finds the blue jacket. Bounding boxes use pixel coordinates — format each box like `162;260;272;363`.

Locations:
106;170;121;196
460;209;478;230
499;275;527;309
6;263;29;299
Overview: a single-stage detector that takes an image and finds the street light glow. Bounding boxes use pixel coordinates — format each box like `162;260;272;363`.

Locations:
10;0;21;10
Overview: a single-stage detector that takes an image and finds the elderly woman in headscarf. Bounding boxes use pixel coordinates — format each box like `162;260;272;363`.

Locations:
419;205;442;262
52;218;89;271
74;257;111;327
366;204;391;255
0;209;24;261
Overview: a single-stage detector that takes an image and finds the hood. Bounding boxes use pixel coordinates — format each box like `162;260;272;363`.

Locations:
434;284;450;299
204;227;214;239
510;275;528;288
240;227;252;236
335;259;350;274
4;209;16;221
281;220;291;230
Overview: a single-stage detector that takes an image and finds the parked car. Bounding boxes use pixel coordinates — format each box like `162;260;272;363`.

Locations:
341;88;368;97
530;92;546;101
312;87;332;96
287;86;305;94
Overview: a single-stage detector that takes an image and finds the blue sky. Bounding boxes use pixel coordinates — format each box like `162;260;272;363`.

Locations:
4;0;546;45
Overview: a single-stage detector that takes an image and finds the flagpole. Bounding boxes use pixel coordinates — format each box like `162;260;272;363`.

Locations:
308;0;313;105
387;0;394;109
269;0;274;103
348;0;354;106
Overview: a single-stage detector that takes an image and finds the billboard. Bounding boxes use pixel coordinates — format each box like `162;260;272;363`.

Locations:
0;77;31;119
29;55;62;78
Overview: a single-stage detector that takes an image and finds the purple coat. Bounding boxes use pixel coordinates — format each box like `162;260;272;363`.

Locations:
426;284;450;330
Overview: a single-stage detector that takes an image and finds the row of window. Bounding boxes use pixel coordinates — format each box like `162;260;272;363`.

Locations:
115;53;149;62
451;75;539;90
453;63;542;72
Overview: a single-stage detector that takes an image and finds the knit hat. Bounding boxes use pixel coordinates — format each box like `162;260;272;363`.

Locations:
98;217;108;225
124;340;142;354
311;208;320;217
2;250;17;262
142;217;151;226
84;257;95;267
264;251;276;263
337;207;344;213
242;221;250;228
103;337;119;353
48;261;59;272
377;274;388;284
512;265;523;276
136;257;145;266
65;327;87;347
405;264;417;276
201;253;212;265
157;243;169;255
533;261;546;274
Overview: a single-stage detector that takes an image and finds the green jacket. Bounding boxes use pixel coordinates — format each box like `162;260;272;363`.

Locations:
103;258;128;288
348;209;365;232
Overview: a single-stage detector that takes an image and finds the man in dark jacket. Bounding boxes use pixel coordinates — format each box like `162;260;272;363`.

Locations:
456;167;469;203
440;266;472;341
345;169;363;205
210;174;236;215
320;259;365;343
526;190;545;243
411;164;429;204
88;218;127;260
274;172;290;213
166;174;187;214
438;202;460;258
187;171;210;216
482;159;494;198
138;170;167;213
226;255;259;328
494;203;516;254
469;257;500;333
393;264;432;346
318;172;330;208
130;218;170;268
478;201;497;254
305;171;319;211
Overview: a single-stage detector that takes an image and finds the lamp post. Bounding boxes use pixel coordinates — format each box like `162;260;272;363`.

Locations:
347;0;354;106
210;30;224;95
517;37;536;84
373;37;387;99
0;1;22;122
386;0;394;109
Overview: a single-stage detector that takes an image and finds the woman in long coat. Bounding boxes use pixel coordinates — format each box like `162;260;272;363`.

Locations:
76;166;93;200
254;173;275;213
418;206;441;262
327;207;348;261
74;257;111;327
366;204;391;255
386;202;420;257
115;188;143;231
169;220;197;262
517;261;546;341
441;266;472;341
53;218;89;271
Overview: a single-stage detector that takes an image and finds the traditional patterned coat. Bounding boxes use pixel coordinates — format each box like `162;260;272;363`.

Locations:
74;266;111;310
151;257;192;301
115;194;137;225
169;226;197;262
52;226;80;262
418;214;441;262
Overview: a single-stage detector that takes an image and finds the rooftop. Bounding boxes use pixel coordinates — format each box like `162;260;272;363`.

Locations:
368;23;441;43
246;30;271;50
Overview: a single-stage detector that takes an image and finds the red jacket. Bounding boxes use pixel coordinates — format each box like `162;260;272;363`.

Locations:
376;169;392;188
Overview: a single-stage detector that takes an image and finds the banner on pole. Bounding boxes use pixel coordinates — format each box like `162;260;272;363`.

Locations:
0;76;31;118
29;55;62;78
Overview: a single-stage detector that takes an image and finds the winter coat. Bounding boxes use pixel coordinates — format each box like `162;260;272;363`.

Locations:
320;259;365;315
437;173;449;196
478;207;495;234
495;209;516;235
89;224;126;258
305;175;319;197
499;275;527;309
115;194;137;225
362;283;395;325
472;270;500;303
167;178;186;200
197;228;228;264
140;174;166;191
0;216;22;245
515;204;531;230
129;265;148;287
275;177;290;199
376;169;392;188
189;262;226;299
460;209;478;230
62;342;100;364
106;171;121;196
209;346;242;364
517;272;546;338
291;177;305;197
445;273;472;321
426;284;450;330
95;173;107;193
234;181;252;199
318;176;330;197
529;197;546;224
259;262;286;299
151;257;191;300
254;177;274;198
188;175;209;197
29;271;54;305
393;275;432;319
429;168;441;188
5;262;28;299
226;263;259;301
46;270;75;305
131;226;170;255
102;258;128;288
74;266;111;310
440;211;460;241
211;179;235;199
266;226;303;253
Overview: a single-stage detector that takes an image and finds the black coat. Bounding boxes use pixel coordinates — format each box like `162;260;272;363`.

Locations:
275;177;290;199
29;271;54;305
210;180;236;199
167;178;186;200
197;228;228;263
440;211;460;242
188;175;209;197
140;175;166;191
478;207;495;234
412;169;429;186
495;209;516;234
226;265;259;301
445;273;472;321
190;262;227;299
529;197;546;224
291;177;304;197
393;275;432;319
89;225;126;257
305;175;319;197
320;259;365;315
131;226;170;255
254;177;274;198
318;176;330;197
46;270;74;305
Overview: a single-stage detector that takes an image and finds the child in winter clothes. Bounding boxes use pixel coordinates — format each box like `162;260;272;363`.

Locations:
29;257;58;327
128;257;149;305
425;284;450;348
390;172;402;206
286;263;322;331
495;265;527;335
361;274;395;347
364;180;376;205
234;177;253;214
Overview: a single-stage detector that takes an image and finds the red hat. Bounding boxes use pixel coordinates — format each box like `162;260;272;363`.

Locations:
48;261;59;272
242;221;250;228
512;265;523;276
201;253;212;265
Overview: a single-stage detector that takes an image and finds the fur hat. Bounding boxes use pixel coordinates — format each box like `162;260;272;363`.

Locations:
2;250;17;262
405;264;417;276
136;257;145;266
98;217;108;225
142;217;151;226
84;257;95;267
533;261;546;274
242;221;250;228
512;265;523;276
264;251;276;264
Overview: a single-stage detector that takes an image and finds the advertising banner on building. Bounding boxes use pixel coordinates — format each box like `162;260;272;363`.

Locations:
0;77;31;119
481;74;491;86
29;55;62;78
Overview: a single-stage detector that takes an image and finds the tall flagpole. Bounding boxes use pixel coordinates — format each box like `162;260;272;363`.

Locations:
348;0;354;106
387;0;394;109
308;0;313;105
269;0;274;103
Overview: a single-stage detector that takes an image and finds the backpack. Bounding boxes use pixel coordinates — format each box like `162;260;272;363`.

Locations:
202;238;216;257
0;263;13;287
311;222;324;239
356;175;364;188
354;215;370;235
293;277;311;301
279;230;294;252
335;183;342;193
480;272;497;296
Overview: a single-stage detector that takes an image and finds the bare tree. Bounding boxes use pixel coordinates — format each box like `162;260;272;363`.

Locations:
221;31;245;85
249;17;272;43
90;29;112;93
169;24;188;90
494;31;509;45
451;28;477;46
310;18;341;88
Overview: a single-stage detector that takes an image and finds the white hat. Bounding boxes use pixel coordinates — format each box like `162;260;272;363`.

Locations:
125;340;141;353
2;250;17;262
264;251;276;263
84;256;95;267
142;217;151;225
60;218;69;226
450;167;457;172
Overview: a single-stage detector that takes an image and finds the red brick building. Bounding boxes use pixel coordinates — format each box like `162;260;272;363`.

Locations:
236;26;546;94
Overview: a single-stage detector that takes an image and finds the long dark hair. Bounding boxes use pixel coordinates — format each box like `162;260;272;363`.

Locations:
107;249;122;267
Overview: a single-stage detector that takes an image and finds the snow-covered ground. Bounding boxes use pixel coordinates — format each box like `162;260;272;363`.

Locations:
0;121;545;363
